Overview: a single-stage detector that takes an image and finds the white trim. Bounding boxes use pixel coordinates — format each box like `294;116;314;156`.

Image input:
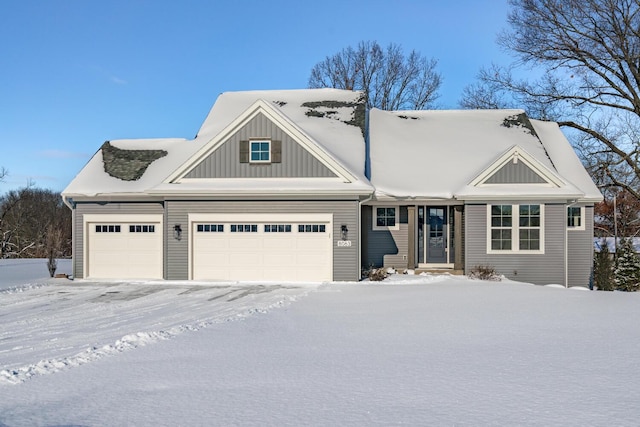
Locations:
372;206;399;231
418;263;455;269
166;99;357;184
567;205;585;231
249;139;271;164
189;213;332;223
82;214;164;279
486;204;545;254
470;146;567;188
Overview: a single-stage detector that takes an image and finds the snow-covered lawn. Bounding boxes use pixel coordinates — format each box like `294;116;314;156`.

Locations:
1;262;640;426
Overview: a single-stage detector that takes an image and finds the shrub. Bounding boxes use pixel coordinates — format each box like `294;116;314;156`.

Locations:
469;265;501;281
362;265;388;281
593;238;615;291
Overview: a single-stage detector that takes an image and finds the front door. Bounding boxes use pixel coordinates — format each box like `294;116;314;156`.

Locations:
427;207;447;263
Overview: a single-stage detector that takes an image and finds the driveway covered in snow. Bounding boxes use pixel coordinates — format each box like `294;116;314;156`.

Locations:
0;280;313;384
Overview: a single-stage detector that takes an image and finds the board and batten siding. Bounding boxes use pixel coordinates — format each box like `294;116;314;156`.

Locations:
72;202;165;279
567;205;595;287
362;206;409;270
485;161;546;184
185;113;337;179
166;200;360;281
464;203;566;285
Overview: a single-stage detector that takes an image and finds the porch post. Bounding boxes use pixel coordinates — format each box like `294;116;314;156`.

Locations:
407;206;416;269
454;205;463;271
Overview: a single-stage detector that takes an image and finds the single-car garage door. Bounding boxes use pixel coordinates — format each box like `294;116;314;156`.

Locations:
191;214;332;281
85;215;163;279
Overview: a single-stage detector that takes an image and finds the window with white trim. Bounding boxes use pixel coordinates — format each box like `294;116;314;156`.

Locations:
250;140;271;163
518;204;541;250
488;204;544;253
373;207;399;230
567;206;584;230
490;205;512;250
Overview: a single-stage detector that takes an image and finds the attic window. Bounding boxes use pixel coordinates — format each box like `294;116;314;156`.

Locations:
239;140;281;164
250;140;271;163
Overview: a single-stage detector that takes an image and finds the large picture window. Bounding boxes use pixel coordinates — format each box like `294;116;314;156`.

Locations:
488;204;544;253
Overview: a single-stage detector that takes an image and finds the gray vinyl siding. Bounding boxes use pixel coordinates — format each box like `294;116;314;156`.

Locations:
464;203;565;285
72;202;165;279
185;113;337;179
166;200;360;281
567;205;595;287
362;206;409;269
485;162;546;184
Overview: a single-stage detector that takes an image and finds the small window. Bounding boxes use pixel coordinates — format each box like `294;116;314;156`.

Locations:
298;224;326;233
129;224;155;233
373;206;398;230
196;224;224;232
265;224;292;233
95;225;121;233
567;206;584;230
230;224;258;233
250;140;271;163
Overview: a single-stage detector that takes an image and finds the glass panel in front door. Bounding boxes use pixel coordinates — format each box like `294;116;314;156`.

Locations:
427;207;447;263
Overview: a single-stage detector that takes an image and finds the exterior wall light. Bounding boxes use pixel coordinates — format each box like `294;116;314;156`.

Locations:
341;224;348;241
173;224;182;240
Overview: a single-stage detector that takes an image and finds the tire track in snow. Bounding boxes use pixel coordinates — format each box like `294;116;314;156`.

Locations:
0;282;315;385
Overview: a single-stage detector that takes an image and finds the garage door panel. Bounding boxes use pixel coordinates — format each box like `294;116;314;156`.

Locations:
230;238;261;250
192;219;332;281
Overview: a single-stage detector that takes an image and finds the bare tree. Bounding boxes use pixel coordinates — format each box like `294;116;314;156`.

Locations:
0;167;7;182
45;224;63;277
0;187;71;259
309;41;442;110
460;0;640;202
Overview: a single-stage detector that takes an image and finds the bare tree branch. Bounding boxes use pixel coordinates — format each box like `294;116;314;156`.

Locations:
309;41;442;110
460;0;640;202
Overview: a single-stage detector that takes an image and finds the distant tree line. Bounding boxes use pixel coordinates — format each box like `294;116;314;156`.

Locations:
0;174;71;263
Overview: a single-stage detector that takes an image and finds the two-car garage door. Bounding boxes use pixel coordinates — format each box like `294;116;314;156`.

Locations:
190;214;333;281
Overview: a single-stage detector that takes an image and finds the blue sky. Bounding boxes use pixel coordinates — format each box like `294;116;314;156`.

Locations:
0;0;511;194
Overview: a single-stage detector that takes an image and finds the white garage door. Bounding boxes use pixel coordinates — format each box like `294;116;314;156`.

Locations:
191;215;332;281
86;216;163;279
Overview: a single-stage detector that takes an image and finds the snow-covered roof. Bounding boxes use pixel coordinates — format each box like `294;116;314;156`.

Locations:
62;89;371;199
62;90;601;204
368;108;602;202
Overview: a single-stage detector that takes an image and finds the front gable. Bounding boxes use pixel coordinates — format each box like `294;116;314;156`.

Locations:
168;99;356;184
469;146;565;188
183;112;338;179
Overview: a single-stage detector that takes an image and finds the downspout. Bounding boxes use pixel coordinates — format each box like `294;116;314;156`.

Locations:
565;199;578;288
62;195;75;279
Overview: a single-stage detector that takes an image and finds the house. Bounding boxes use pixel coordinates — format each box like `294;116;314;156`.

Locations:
62;88;602;286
